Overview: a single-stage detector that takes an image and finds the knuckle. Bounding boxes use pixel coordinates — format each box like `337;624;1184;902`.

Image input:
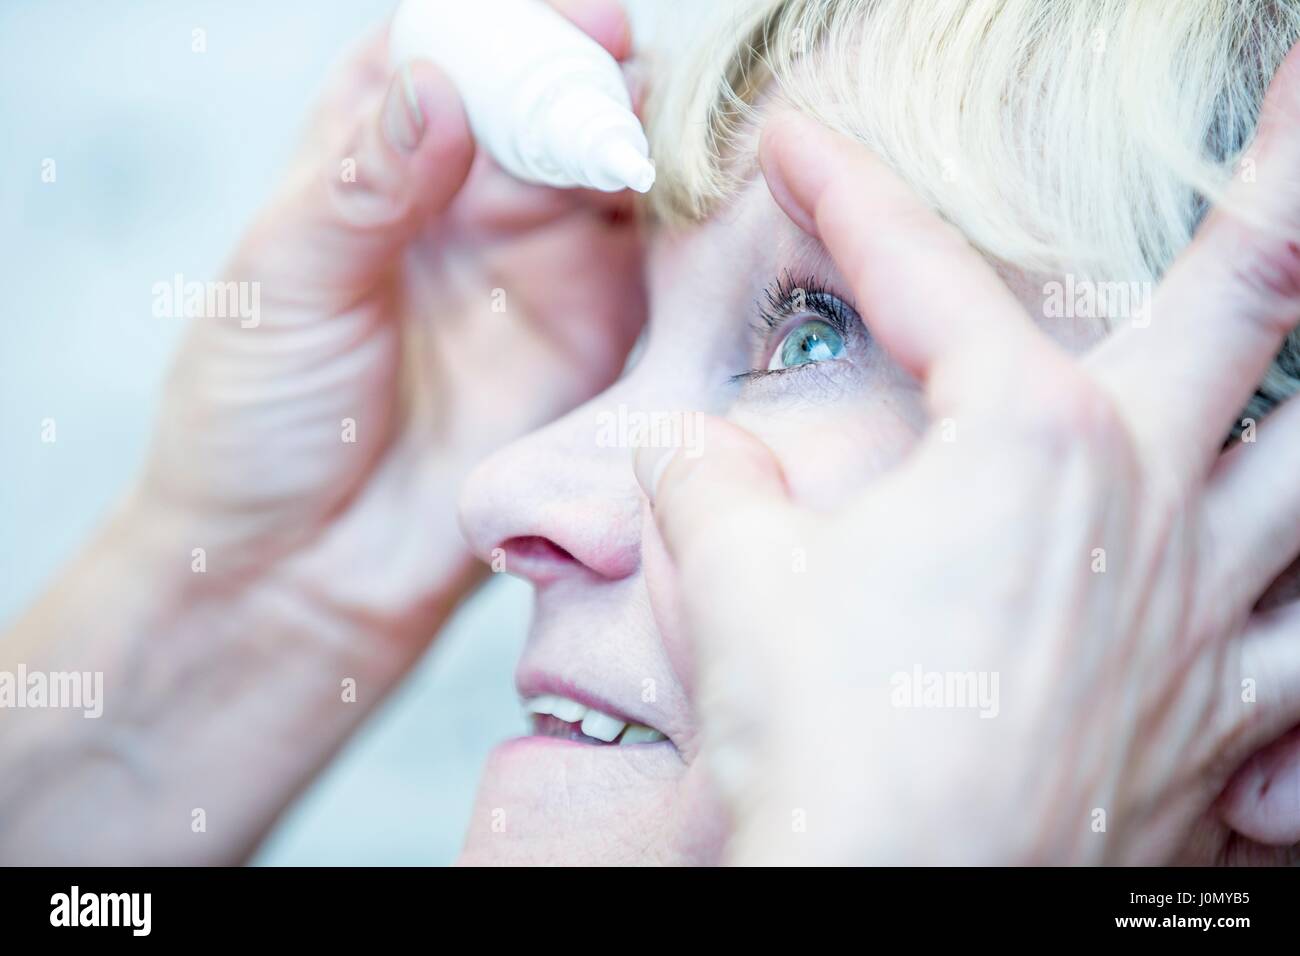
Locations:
1225;232;1300;327
329;173;413;232
326;136;412;231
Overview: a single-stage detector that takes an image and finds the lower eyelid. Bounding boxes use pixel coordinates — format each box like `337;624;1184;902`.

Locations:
730;354;854;387
731;357;861;407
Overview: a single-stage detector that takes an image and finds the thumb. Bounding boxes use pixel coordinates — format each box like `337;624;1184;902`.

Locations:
634;414;793;573
233;60;475;312
1218;722;1300;847
635;415;806;840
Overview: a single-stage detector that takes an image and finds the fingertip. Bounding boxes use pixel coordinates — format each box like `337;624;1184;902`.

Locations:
623;60;649;117
633;442;677;505
1218;723;1300;846
551;0;633;61
403;59;472;153
759;111;827;236
643;414;789;542
400;59;476;204
1267;40;1300;124
761;110;910;234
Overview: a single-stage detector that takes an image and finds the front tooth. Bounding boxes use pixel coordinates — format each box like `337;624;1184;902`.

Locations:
524;695;559;715
580;710;627;743
550;696;587;723
619;724;667;745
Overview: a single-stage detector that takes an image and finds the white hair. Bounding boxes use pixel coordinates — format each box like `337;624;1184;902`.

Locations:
642;0;1300;418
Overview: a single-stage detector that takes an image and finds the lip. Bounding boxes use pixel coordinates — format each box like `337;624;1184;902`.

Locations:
515;670;676;749
495;735;673;758
487;733;684;790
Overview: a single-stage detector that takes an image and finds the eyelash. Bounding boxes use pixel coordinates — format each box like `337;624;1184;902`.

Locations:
730;271;860;384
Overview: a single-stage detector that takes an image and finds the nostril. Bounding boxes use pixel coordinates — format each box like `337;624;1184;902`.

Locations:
497;536;579;583
509;535;575;562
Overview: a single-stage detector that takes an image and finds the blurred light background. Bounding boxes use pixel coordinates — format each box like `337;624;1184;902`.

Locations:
0;0;679;865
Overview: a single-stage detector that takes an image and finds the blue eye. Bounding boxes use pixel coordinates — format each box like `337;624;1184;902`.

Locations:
768;318;846;371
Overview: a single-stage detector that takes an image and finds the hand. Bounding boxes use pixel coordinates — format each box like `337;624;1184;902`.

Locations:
636;57;1300;865
0;0;646;863
137;0;645;651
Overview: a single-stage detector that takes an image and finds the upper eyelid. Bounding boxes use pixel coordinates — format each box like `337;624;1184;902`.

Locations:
741;274;863;376
756;272;861;331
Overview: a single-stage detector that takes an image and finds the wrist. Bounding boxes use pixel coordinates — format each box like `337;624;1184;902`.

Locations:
0;496;453;863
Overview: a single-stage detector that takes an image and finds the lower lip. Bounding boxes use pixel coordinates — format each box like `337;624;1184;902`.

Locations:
484;736;684;798
498;733;674;752
492;734;681;769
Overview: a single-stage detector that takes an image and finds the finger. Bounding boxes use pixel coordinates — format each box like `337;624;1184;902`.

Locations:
1203;393;1300;609
551;0;633;62
445;155;637;232
758;110;1062;411
1217;722;1300;847
233;60;475;312
304;0;630;178
634;414;792;571
294;24;391;167
1088;41;1300;482
1235;599;1300;759
634;415;801;689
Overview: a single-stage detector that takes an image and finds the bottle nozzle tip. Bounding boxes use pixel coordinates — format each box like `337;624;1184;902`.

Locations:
596;138;656;193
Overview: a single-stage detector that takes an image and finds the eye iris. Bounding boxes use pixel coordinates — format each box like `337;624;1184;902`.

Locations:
776;319;845;369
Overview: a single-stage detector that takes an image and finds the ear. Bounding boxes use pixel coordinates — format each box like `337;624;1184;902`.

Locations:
1217;722;1300;846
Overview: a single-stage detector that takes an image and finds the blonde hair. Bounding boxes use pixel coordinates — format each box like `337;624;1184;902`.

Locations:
640;0;1300;418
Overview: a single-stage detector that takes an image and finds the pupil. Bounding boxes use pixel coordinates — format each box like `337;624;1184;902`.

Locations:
802;331;830;359
781;319;843;367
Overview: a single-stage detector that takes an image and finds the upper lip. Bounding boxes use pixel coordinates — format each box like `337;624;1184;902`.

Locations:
515;670;673;745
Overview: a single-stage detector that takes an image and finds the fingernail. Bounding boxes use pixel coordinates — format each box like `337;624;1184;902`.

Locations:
383;66;425;153
633;444;676;505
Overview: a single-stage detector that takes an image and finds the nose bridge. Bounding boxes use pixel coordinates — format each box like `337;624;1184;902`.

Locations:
458;371;679;581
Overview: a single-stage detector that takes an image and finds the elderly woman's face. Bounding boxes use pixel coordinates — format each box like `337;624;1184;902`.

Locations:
455;171;1106;864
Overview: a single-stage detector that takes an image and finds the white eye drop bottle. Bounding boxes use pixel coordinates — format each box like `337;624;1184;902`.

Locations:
389;0;655;193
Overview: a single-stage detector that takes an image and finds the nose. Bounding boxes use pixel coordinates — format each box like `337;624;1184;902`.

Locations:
458;390;645;585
